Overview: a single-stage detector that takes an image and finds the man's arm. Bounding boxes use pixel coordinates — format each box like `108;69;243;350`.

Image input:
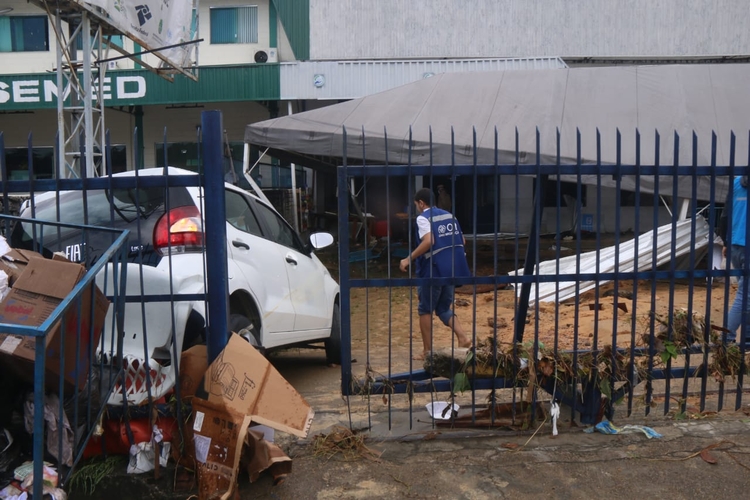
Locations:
400;233;433;272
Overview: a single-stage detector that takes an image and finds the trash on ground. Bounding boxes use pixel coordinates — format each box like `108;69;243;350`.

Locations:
179;332;313;498
0;251;109;392
179;344;208;401
312;426;381;462
82;416;178;459
425;401;460;420
13;462;57;487
0;271;8;302
0;484;24;500
189;398;252;500
0;427;17;473
203;332;314;437
127;440;171;474
583;419;663;439
23;393;73;466
242;428;292;485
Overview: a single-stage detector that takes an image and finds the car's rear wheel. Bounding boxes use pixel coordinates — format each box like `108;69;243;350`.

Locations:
325;302;341;365
229;313;260;348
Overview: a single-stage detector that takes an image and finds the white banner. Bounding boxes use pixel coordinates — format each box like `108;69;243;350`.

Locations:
82;0;193;69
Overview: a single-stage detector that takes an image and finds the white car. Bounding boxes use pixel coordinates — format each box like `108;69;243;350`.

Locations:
12;167;341;405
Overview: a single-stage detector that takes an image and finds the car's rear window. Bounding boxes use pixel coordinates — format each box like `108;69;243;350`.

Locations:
15;186;194;264
28;187;168;235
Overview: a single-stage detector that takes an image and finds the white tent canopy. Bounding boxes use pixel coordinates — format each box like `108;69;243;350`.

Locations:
246;64;750;201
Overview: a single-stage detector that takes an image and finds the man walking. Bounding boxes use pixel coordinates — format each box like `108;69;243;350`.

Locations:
719;175;750;344
400;188;472;358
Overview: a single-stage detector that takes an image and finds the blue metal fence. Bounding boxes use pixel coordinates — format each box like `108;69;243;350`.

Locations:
338;127;749;430
0;110;229;497
0;215;128;499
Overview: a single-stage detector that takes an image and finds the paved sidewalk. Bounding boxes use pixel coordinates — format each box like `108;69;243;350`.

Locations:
71;351;750;499
248;412;750;499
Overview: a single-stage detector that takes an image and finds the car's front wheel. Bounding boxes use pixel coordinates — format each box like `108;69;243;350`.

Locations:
324;302;342;365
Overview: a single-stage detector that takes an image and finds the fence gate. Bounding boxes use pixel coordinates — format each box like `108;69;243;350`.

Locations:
0;110;229;498
337;127;749;431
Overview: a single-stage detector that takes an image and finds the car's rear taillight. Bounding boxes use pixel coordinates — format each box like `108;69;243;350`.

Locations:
153;205;204;255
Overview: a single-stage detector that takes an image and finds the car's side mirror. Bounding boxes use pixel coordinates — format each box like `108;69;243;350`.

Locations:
309;232;334;250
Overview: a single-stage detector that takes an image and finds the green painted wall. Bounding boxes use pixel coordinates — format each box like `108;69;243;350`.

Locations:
0;65;280;111
272;0;310;60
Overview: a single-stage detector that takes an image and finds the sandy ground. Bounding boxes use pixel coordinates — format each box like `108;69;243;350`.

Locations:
347;277;734;378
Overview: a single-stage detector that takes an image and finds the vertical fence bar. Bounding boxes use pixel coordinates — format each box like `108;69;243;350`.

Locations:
572;128;583;421
32;334;46;500
514;132;544;346
719;133;733;411
512;128;520;424
384;126;392;430
202;110;229;363
682;131;699;415
0;132;7;236
663;132;681;416
645;131;660;416
554;129;562;354
491;126;500;425
735;131;747;409
609;129;622;419
338;129;353;400
627;128;641;417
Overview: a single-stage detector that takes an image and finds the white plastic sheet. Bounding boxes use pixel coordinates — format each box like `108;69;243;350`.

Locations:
512;217;710;304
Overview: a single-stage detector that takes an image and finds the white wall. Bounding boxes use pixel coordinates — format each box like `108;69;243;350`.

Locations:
310;0;750;60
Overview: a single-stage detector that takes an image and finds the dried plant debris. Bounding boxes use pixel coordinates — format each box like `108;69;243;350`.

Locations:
709;344;750;384
357;307;747;401
650;309;712;347
312;426;382;462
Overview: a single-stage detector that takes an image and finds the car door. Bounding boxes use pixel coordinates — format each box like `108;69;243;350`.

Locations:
224;189;296;334
251;199;331;335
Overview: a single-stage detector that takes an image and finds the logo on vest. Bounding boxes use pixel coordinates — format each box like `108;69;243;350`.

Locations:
437;223;456;237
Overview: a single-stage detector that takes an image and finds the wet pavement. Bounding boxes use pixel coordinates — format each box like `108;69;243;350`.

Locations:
71;348;750;499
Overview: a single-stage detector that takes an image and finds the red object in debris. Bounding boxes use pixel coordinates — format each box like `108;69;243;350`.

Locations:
82;417;178;458
373;220;389;238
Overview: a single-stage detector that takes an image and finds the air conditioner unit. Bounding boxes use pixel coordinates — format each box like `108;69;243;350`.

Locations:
254;48;278;64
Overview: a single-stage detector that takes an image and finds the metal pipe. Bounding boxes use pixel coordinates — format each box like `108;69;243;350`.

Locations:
288;101;300;232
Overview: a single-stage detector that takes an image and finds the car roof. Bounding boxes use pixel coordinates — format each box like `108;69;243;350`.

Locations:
24;167;273;217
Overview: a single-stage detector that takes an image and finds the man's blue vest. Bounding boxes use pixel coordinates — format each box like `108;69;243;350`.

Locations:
731;176;748;247
414;207;472;279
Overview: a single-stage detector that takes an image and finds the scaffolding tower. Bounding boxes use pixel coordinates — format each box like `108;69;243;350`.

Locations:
29;0;199;178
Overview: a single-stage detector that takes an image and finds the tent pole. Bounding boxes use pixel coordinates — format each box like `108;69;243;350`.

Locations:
288;101;300;232
242;143;272;206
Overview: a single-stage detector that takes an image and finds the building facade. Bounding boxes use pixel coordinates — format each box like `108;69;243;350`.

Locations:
1;1;749;232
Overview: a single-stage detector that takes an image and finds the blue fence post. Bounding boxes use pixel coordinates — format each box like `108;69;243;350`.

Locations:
32;336;45;500
202;110;229;363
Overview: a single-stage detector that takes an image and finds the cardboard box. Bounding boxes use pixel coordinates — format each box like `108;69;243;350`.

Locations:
0;256;110;391
203;333;314;438
179;344;208;400
0;248;43;286
190;398;252;500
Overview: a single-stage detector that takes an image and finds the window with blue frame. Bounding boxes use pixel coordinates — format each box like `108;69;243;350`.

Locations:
0;16;49;52
210;6;258;44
